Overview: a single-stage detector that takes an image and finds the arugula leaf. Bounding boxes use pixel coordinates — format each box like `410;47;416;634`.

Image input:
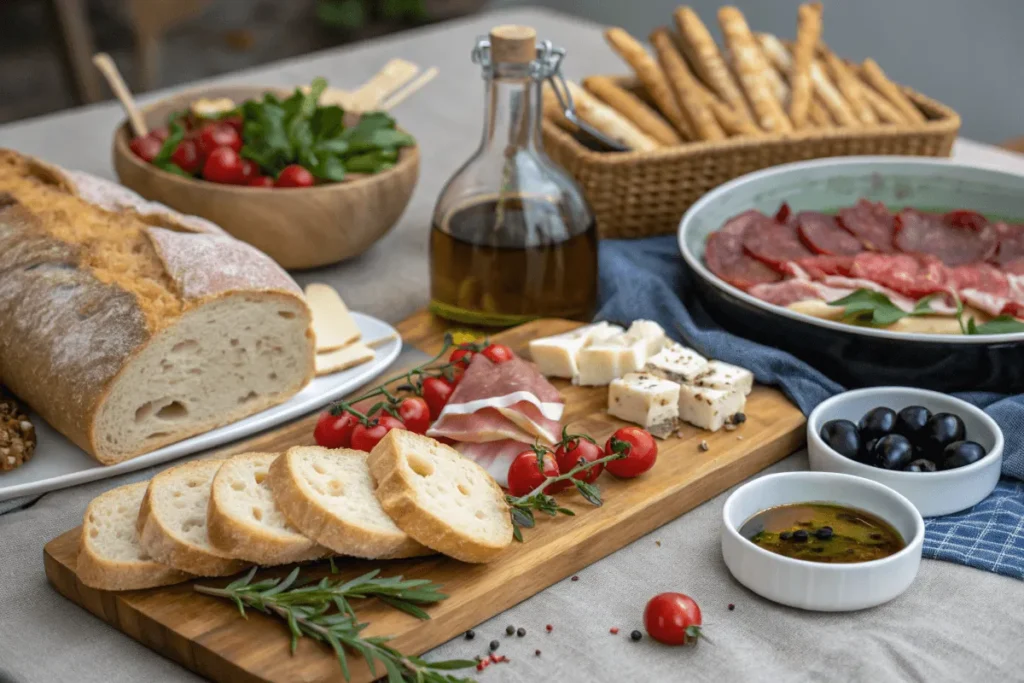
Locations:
152;121;185;166
828;290;909;326
967;316;1024;335
345;150;398;174
153;161;192;178
312;105;345;140
313;155;346;182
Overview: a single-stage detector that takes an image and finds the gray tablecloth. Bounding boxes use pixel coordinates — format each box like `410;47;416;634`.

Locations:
1;7;1022;683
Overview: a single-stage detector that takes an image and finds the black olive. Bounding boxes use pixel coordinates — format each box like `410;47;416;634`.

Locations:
465;630;475;640
860;438;879;464
819;419;861;460
858;407;897;442
894;405;932;444
489;640;500;651
903;458;937;473
940;441;986;470
922;413;966;456
792;529;809;541
631;630;643;641
780;531;793;540
517;627;526;637
815;527;833;540
871;434;914;470
506;625;515;636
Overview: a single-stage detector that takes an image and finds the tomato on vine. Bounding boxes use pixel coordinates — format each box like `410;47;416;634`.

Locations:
313;410;358;449
604;427;658;479
350;415;405;452
397;396;431;434
449;348;475;368
554;433;604;484
507;449;566;496
481;343;514;364
422;377;454;419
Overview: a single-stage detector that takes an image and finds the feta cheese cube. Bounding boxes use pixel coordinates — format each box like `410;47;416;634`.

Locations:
694;360;754;395
576;334;646;386
607;373;680;439
625;319;667;357
529;322;621;379
645;342;709;384
677;383;747;432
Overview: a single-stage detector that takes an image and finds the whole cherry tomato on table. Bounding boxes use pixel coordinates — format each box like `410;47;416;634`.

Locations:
507;450;566;496
481;343;514;364
313;410;357;449
644;593;703;646
202;147;244;184
350;415;406;452
449;348;475;368
604;426;658;479
170;139;201;174
397;397;431;434
422;377;454;419
197;122;242;157
276;164;315;188
247;176;275;188
554;436;604;484
129;135;162;163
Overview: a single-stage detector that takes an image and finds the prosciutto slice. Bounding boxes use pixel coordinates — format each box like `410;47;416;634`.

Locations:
454;440;529;486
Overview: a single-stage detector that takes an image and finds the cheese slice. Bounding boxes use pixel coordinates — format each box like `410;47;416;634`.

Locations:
694;360;754;395
315;343;374;376
575;320;666;386
529;322;621;379
645;342;709;384
608;373;680;439
677;383;746;432
305;283;361;353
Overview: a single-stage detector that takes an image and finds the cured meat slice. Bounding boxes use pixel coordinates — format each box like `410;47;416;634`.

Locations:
820;275;957;315
796;212;864;256
704;230;782;290
793;255;855;280
837;199;895;252
748;280;853;307
428;408;539;444
948;263;1009;296
848;252;949;300
1004;258;1024;276
454;440;528;487
743;218;813;270
719;209;770;237
893;209;998;266
994;222;1024;266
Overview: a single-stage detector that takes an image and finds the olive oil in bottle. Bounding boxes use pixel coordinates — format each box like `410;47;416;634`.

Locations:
429;26;598;327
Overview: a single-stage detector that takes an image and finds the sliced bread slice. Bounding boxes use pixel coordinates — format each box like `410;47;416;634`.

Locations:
367;430;513;563
137;459;250;577
77;481;193;591
267;446;430;559
207;452;328;564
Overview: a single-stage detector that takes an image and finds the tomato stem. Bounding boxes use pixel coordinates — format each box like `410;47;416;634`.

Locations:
511;450;626;504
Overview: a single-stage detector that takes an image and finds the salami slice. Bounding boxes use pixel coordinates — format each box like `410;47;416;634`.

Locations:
1003;258;1024;276
705;230;782;290
948;262;1009;296
748;280;827;307
719;209;771;238
994;222;1024;266
796;212;864;256
893;209;998;266
743;218;813;270
837;200;895;252
793;255;855;280
849;252;949;300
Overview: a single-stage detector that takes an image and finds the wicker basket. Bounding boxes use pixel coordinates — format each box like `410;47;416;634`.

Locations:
543;76;961;239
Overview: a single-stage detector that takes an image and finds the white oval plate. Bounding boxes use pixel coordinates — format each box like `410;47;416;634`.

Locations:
0;312;401;502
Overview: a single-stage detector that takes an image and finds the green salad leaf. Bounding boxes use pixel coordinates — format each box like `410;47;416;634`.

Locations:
828;288;1024;335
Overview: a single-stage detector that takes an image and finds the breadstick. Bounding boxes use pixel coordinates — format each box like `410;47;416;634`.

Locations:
822;47;878;125
718;7;792;133
650;28;724;141
757;32;791;73
809;96;834;127
541;83;578;134
811;59;859;127
861;58;925;123
583;76;682;145
705;92;762;136
673;6;755;124
564;80;660;151
604;27;695;140
763;57;790;106
790;2;822;129
858;81;908;124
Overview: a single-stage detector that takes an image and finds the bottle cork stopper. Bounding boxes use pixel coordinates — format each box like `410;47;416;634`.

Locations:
489;25;537;64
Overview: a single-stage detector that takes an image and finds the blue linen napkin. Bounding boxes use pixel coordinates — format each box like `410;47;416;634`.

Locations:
597;235;1024;580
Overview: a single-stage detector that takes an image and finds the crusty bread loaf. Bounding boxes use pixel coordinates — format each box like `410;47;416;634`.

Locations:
0;149;315;465
367;431;513;563
207;452;327;564
268;446;430;559
77;481;193;590
137;459;249;576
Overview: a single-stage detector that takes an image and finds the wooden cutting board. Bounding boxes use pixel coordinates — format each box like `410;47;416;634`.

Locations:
44;312;806;683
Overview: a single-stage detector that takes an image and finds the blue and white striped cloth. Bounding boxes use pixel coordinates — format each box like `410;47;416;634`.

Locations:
598;235;1024;580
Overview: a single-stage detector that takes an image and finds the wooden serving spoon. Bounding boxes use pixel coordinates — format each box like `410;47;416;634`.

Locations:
92;52;148;137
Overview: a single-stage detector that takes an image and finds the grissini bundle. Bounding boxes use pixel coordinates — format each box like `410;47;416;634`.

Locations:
718;6;792;133
861;58;926;123
857;81;909;124
822;46;878;125
582;76;683;145
650;28;725;141
789;2;822;129
810;59;860;127
564;80;661;151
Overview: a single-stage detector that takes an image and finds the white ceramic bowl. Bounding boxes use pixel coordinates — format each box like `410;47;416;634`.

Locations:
808;387;1003;517
722;471;924;611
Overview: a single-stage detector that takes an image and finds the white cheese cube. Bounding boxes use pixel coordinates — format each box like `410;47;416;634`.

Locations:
645;342;709;384
607;373;680;439
625;319;667;357
576;334;646;386
694;360;754;395
677;383;747;432
529;322;620;379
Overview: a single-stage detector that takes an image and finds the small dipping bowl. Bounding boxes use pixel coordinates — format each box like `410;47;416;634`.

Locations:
808;387;1003;517
722;471;924;611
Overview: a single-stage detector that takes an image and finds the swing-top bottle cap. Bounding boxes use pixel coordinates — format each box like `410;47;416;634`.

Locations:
489;25;537;64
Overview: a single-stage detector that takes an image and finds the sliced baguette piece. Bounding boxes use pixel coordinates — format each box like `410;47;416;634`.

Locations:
207;452;328;564
77;482;193;591
367;430;513;563
268;446;430;559
137;459;250;577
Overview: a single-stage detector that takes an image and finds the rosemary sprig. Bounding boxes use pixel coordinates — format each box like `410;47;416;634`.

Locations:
195;567;475;682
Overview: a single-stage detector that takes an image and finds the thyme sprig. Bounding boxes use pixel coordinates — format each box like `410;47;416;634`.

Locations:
195;567;475;682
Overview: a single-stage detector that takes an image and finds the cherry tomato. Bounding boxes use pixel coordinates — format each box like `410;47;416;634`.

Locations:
604;426;658;479
222;115;244;134
397;396;431;434
481;343;514;364
169;139;201;174
644;593;703;646
554;436;604;484
129;134;162;163
507;450;565;496
202;147;244;184
197;122;242;157
247;176;275;188
350;415;406;452
151;127;170;141
449;348;475;368
239;158;260;183
276;164;315;188
422;377;454;420
449;368;465;387
313;410;357;449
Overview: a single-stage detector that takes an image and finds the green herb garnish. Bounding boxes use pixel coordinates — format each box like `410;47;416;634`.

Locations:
828;288;1024;335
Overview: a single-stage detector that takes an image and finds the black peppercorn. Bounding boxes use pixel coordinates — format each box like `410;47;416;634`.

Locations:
733;412;747;424
630;630;642;641
517;627;526;637
465;630;475;640
489;640;500;652
728;603;735;611
505;625;515;636
535;649;542;657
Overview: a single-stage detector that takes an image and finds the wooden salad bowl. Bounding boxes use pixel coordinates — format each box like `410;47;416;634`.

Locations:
113;85;419;270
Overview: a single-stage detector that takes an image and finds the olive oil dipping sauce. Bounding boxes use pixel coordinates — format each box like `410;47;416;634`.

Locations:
739;502;905;563
430;196;598;325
